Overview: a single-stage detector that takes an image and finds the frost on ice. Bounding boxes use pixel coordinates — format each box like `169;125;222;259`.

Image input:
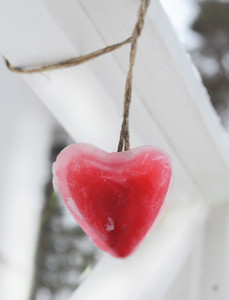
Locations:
67;197;82;218
105;217;114;232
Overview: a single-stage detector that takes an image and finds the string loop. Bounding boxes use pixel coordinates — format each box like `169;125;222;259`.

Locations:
4;0;151;152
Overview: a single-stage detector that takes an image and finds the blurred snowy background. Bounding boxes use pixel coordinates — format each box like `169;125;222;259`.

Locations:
1;0;229;299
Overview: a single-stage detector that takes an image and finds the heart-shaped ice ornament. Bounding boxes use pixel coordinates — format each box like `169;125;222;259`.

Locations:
53;143;172;258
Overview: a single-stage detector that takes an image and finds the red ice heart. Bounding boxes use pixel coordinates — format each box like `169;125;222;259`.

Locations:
53;143;172;258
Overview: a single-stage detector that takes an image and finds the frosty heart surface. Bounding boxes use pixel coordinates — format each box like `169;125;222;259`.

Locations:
53;143;172;258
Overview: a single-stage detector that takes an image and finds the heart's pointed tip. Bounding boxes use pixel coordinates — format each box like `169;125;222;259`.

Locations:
106;248;133;259
112;252;131;259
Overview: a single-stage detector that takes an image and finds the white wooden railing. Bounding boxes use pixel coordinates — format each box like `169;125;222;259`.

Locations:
1;0;229;299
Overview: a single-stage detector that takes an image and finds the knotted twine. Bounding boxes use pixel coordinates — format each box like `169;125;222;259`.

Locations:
4;0;151;152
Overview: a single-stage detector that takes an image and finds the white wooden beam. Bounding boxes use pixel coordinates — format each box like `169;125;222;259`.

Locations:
0;0;229;203
201;202;229;300
0;0;206;205
44;0;229;202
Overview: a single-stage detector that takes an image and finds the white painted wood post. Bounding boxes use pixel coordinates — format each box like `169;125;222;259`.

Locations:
0;58;54;300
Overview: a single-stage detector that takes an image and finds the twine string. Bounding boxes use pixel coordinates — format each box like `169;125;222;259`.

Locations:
4;0;151;152
117;0;150;152
4;37;131;74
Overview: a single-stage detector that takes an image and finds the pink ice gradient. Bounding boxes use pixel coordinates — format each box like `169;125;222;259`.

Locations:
53;143;172;258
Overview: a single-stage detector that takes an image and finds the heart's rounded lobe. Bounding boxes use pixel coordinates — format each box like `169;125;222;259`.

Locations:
53;143;172;258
